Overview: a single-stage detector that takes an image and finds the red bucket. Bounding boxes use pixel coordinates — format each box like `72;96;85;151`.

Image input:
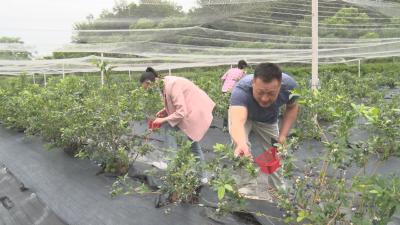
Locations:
147;119;161;130
255;147;281;174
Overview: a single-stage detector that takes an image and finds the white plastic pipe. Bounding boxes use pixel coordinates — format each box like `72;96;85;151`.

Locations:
62;62;65;79
101;53;104;86
44;73;47;87
311;0;319;90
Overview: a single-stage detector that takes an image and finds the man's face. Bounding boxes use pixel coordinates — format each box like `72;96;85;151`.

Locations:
252;77;281;108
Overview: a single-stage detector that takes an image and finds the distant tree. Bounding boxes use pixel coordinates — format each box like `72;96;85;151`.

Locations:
0;36;23;43
0;36;31;60
321;7;372;38
381;17;400;37
130;18;157;29
74;0;183;31
360;32;380;38
157;16;190;28
323;7;369;25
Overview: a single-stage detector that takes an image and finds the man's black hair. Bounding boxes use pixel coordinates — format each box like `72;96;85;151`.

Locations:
254;63;282;83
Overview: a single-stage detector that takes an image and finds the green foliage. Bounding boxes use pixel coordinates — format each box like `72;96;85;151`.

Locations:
110;173;132;197
94;59;116;86
161;137;201;203
74;0;183;32
276;138;299;179
0;36;23;43
271;62;399;224
0;36;31;60
320;7;374;38
187;68;229;118
0;69;163;174
1;61;399;223
324;8;370;25
129;18;157;29
157;16;190;28
353;99;400;159
129;80;164;120
206;144;256;214
360;32;380;39
352;175;400;225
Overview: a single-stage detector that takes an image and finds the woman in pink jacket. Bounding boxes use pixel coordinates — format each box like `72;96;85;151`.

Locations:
140;67;215;181
221;60;248;127
221;60;248;93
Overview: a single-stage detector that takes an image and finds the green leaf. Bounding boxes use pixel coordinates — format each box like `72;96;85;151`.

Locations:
370;107;380;117
218;186;226;200
297;216;305;223
369;190;379;194
297;210;308;222
224;184;233;192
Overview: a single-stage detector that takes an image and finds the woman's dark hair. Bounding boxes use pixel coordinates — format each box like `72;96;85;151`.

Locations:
139;67;159;83
254;63;282;83
238;60;248;69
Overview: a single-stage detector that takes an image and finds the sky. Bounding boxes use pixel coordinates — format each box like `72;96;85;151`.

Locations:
0;0;197;56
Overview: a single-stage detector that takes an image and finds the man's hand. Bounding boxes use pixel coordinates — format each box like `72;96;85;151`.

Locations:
156;109;168;118
234;143;253;160
229;106;250;159
277;135;286;145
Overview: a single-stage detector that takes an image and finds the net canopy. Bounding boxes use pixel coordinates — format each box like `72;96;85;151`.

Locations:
1;0;400;75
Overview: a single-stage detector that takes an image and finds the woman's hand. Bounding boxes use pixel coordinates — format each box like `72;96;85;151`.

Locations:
152;117;167;126
156;108;168;118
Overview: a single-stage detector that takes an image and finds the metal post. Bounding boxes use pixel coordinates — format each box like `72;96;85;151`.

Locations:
358;59;361;77
62;62;65;79
101;53;104;86
169;67;171;76
33;73;36;84
128;69;131;81
311;0;319;91
44;72;47;87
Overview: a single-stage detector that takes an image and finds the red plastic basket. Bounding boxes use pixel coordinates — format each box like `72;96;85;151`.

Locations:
147;119;161;130
255;147;281;174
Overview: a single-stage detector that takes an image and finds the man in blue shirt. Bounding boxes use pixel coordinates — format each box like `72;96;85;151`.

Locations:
229;62;299;191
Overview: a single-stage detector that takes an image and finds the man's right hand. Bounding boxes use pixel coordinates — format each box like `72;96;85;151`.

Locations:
234;143;253;160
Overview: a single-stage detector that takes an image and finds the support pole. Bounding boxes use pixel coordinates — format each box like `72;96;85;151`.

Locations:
358;59;361;77
62;62;65;79
128;69;131;81
44;72;47;87
101;53;104;86
311;0;319;90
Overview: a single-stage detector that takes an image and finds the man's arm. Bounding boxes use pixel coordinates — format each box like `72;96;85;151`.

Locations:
229;106;252;159
278;102;299;144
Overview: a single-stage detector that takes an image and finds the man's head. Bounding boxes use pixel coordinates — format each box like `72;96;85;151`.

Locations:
252;63;282;108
